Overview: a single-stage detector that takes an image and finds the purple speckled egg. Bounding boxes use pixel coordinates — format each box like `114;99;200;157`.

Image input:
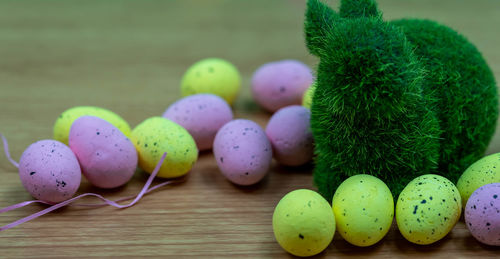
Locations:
18;140;81;204
163;94;233;151
266;105;313;166
69;116;138;189
213;119;272;185
251;60;314;112
465;183;500;246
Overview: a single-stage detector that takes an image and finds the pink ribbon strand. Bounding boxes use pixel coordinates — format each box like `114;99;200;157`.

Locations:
0;133;19;168
0;152;184;231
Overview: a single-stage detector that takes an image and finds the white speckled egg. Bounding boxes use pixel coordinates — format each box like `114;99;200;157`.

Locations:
163;94;233;151
332;174;394;247
69;116;138;189
213;119;272;185
18;140;81;203
396;174;462;245
265;105;313;166
457;153;500;207
465;183;500;246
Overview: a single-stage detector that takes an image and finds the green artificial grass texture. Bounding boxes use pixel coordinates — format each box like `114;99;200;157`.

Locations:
305;0;498;202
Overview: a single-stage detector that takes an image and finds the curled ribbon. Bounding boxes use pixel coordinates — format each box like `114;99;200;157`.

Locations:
1;133;19;168
0;134;185;231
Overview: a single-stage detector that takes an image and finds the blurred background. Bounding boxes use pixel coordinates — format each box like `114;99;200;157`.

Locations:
1;0;499;136
1;0;500;181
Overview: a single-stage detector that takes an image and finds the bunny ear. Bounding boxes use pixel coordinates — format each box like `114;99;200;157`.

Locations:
305;0;339;57
339;0;381;19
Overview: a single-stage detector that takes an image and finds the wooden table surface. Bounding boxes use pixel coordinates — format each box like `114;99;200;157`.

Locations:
1;0;500;257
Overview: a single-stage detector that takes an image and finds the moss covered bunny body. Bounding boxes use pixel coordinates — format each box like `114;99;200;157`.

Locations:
306;0;498;201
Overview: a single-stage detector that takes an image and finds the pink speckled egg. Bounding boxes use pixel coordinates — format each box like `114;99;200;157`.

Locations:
266;105;313;166
213;119;272;185
163;94;233;151
18;140;81;204
465;183;500;246
251;60;314;112
69;116;138;189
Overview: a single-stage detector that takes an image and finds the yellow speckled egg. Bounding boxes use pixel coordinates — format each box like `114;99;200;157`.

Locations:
181;58;241;105
396;174;461;245
302;83;316;109
54;106;131;145
332;174;394;247
457;153;500;207
273;189;335;257
131;117;198;178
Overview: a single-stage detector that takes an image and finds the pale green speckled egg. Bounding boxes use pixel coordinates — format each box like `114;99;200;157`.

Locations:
301;83;315;109
131;117;198;178
396;174;461;245
273;189;335;257
457;153;500;207
54;106;131;145
332;174;394;247
181;58;241;105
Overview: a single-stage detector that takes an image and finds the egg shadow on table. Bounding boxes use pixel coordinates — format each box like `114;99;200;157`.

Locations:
461;231;500;252
210;160;315;196
78;166;159;194
197;148;215;158
317;232;385;257
78;177;128;195
268;161;314;189
134;167;189;189
197;151;224;183
232;97;272;125
273;162;314;176
233;97;261;114
197;149;273;193
235;160;315;194
230;173;271;194
392;227;452;254
265;233;385;258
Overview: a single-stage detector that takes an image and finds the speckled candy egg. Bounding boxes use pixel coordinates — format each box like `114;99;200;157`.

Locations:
54;106;131;145
265;105;313;166
465;183;500;246
252;60;313;112
18;140;81;204
332;174;394;247
396;174;462;245
163;94;233;151
273;189;335;257
69;116;138;189
302;83;316;109
457;153;500;207
131;117;198;178
181;58;241;105
213;119;272;185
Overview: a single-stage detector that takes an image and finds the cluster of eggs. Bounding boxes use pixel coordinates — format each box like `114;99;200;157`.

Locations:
11;57;316;206
176;58;316;186
20;110;138;204
11;56;498;256
18;106;198;204
273;155;500;257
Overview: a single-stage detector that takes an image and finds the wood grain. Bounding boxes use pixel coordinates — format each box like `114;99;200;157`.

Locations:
1;0;499;257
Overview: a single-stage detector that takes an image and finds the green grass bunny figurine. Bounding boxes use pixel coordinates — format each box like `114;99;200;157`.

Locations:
305;0;498;201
